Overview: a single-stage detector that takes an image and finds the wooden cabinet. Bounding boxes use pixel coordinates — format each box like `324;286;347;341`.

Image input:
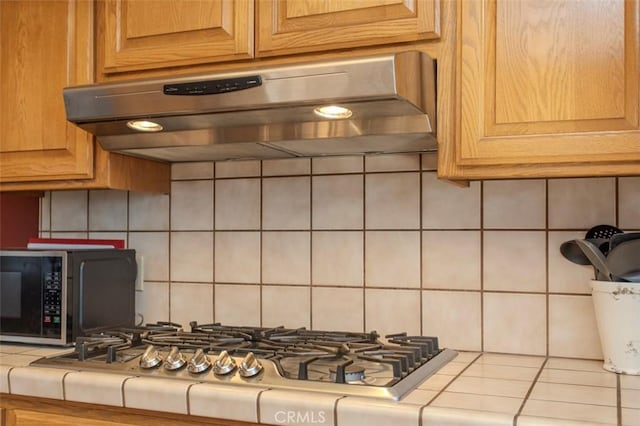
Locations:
0;0;94;183
5;409;129;426
439;0;640;179
99;0;254;73
97;0;439;76
0;0;169;193
256;0;439;57
0;394;257;426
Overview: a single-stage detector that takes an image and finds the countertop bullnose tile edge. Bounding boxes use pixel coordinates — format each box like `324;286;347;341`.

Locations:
336;396;421;426
64;371;134;407
516;415;616;426
8;366;69;400
422;406;515;426
123;376;191;414
260;389;340;426
189;382;266;423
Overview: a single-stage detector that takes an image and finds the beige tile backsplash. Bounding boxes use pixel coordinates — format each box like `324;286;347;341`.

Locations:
39;154;640;360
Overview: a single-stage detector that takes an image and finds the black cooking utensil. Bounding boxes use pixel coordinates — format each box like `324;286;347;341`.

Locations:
574;239;618;281
585;224;623;240
609;232;640;253
607;239;640;282
560;238;609;265
560;225;623;265
585;225;623;255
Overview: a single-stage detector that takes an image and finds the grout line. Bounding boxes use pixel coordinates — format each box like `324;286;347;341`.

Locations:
480;181;484;352
616;374;622;426
309;164;314;329
48;227;522;233
361;155;367;333
84;190;90;238
167;182;173;324
6;366;14;394
545;179;550;357
121;376;135;407
61;371;72;400
256;388;270;423
259;160;264;328
513;357;548;426
615;177;620;228
185;382;197;415
333;395;347;426
211;163;216;324
419;163;424;336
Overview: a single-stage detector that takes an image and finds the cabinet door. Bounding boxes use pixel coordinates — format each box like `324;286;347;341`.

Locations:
0;0;95;182
440;0;640;179
256;0;439;57
100;0;254;74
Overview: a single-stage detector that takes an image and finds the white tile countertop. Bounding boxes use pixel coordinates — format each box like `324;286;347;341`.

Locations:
1;344;639;426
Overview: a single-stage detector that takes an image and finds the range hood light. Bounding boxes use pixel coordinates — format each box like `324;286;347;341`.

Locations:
313;105;353;119
126;120;163;132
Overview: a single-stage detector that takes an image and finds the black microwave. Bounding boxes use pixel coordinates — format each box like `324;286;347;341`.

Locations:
0;249;136;346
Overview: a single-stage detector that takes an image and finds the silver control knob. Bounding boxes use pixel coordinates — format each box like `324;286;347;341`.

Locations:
139;345;162;369
187;348;211;374
163;346;186;371
213;350;237;375
238;352;263;378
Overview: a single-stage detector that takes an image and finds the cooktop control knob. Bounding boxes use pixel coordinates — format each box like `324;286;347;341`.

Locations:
238;352;263;378
213;350;237;375
187;348;211;374
163;346;186;371
139;345;163;369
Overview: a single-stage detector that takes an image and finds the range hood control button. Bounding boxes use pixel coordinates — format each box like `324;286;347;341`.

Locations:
213;350;237;375
238;352;263;378
187;348;212;374
163;346;186;371
163;76;262;96
139;345;163;369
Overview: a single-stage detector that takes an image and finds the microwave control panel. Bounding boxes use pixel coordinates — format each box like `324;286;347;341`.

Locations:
42;258;63;330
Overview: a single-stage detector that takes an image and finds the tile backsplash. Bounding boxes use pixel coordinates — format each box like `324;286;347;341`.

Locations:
39;154;640;360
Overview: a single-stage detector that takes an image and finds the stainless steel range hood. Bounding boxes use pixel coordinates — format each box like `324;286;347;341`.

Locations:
64;51;436;162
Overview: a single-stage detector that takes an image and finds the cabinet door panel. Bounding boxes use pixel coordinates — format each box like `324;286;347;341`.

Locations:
442;0;640;179
257;0;439;57
101;0;253;73
0;0;94;182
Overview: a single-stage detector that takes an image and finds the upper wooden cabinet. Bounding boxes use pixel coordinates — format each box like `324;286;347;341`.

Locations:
0;0;169;193
97;0;439;76
0;0;94;183
99;0;254;73
256;0;440;57
439;0;640;179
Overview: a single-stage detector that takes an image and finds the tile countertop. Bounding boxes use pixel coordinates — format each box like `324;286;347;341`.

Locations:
1;345;639;426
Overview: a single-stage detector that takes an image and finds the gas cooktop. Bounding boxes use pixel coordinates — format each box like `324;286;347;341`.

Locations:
32;322;457;400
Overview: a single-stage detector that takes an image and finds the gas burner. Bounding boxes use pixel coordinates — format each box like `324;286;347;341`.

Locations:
33;322;458;400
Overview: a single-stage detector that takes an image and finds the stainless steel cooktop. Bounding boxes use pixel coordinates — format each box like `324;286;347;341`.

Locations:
32;322;457;400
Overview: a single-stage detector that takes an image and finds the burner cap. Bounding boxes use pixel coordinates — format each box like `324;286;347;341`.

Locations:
329;364;365;382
